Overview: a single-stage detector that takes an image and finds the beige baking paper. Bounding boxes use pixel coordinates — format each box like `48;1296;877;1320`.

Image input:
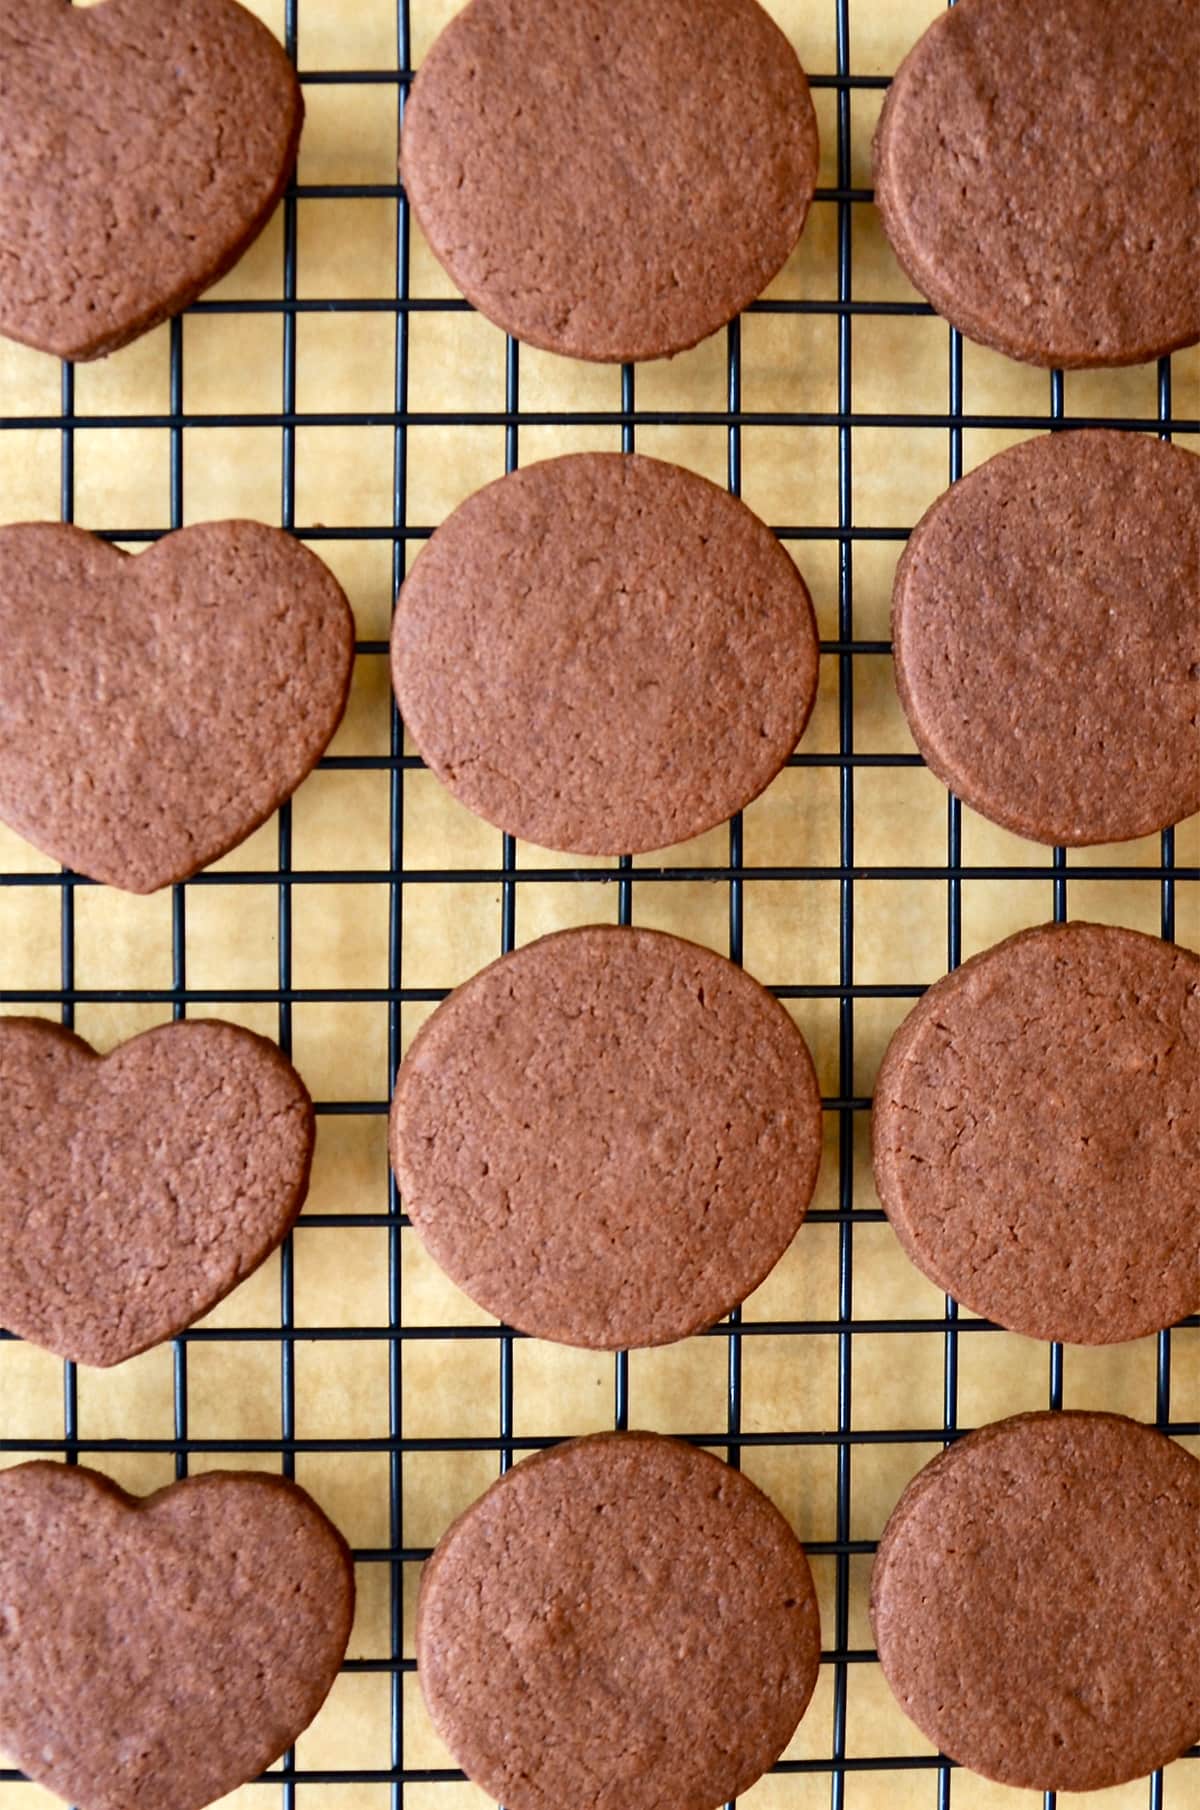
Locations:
0;1;1197;1806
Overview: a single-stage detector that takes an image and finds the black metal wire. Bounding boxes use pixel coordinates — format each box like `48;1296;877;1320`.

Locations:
937;299;964;1810
278;13;301;1805
168;311;190;1492
56;355;78;1475
613;359;636;1440
0;5;1197;1807
498;323;519;1498
389;14;412;1810
832;11;855;1803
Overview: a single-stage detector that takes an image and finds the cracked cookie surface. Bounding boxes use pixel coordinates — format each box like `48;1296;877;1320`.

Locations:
872;921;1200;1345
873;0;1200;367
0;1017;314;1365
418;1431;821;1810
0;520;354;891
871;1412;1200;1791
0;1462;353;1810
390;925;823;1348
0;0;302;361
391;453;819;856
400;0;818;362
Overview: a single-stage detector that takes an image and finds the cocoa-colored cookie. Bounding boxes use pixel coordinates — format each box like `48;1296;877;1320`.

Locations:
873;922;1200;1346
893;431;1200;847
873;0;1200;368
390;926;822;1348
400;0;818;362
871;1412;1200;1791
391;454;819;855
0;1462;354;1810
0;1017;315;1367
0;0;302;362
418;1431;821;1810
0;521;354;891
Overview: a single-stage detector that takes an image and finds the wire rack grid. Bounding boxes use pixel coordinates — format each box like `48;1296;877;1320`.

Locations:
0;2;1198;1808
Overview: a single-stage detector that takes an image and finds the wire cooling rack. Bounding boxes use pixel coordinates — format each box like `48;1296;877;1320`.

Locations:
0;2;1198;1808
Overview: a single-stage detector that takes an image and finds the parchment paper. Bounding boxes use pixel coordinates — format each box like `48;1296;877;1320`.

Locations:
0;2;1196;1805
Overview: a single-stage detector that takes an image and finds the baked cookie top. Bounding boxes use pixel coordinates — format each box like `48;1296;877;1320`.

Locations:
0;1017;315;1366
401;0;819;362
873;921;1200;1346
392;453;819;855
0;0;302;360
418;1431;821;1810
0;520;354;891
892;431;1200;847
873;0;1200;367
871;1411;1200;1791
0;1462;354;1810
391;925;823;1348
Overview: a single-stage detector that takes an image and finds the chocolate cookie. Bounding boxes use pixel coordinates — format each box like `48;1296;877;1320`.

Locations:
391;454;819;855
873;0;1200;368
0;521;354;891
0;1017;315;1367
418;1432;821;1810
893;431;1200;847
0;1462;354;1810
390;926;823;1348
0;0;302;361
872;922;1200;1346
400;0;819;362
871;1412;1200;1791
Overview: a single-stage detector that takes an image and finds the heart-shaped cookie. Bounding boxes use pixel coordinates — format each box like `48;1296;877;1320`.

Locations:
0;1462;354;1810
0;0;302;361
0;1017;314;1366
0;521;354;891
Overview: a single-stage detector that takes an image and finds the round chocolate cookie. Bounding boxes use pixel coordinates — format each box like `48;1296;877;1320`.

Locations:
400;0;819;362
873;0;1200;367
418;1432;822;1810
872;921;1200;1346
892;431;1200;847
390;926;823;1348
871;1412;1200;1791
391;453;819;855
